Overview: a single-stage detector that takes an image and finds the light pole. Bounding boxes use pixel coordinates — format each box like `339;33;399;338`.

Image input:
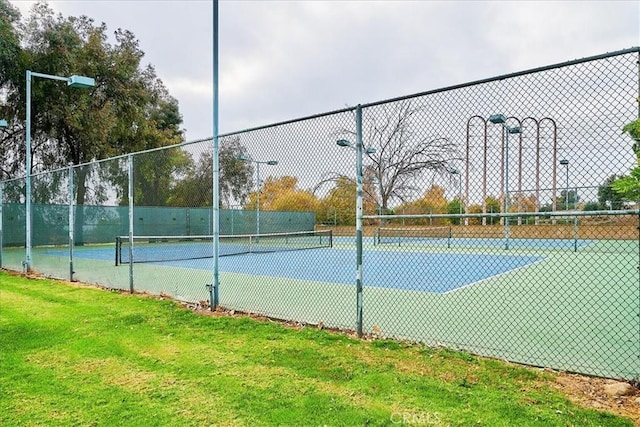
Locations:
336;105;376;338
0;120;5;267
489;114;521;250
238;154;278;237
24;71;95;272
449;168;463;223
560;159;569;212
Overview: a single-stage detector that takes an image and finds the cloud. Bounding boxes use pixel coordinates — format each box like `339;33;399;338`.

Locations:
8;0;640;142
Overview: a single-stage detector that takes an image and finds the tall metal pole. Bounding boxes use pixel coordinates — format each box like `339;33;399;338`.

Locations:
256;162;260;237
68;165;74;281
25;70;32;271
128;155;134;293
565;162;569;211
458;174;462;216
211;0;220;309
23;70;94;272
0;182;3;269
355;104;364;338
504;127;510;250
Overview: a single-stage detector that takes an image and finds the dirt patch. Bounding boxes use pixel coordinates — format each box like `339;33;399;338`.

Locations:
552;372;639;424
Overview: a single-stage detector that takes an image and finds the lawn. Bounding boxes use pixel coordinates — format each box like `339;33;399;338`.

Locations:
0;271;633;426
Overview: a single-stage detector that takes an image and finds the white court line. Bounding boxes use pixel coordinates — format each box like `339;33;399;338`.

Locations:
442;257;546;295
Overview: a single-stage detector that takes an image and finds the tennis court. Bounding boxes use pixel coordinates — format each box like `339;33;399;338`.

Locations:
44;232;548;294
2;228;636;379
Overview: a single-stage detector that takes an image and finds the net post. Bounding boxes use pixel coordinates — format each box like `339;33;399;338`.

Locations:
115;236;120;266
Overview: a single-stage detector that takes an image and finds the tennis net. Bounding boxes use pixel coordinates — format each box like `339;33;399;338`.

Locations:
115;230;333;265
375;226;452;246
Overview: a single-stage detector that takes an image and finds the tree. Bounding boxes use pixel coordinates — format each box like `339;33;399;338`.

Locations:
599;175;627;210
271;191;319;213
167;137;253;208
484;196;501;225
612;113;640;202
397;185;448;226
317;176;355;225
219;136;254;208
0;3;188;242
555;189;579;211
466;204;483;225
0;1;28;178
339;100;458;214
583;201;602;211
1;3;184;192
447;198;463;225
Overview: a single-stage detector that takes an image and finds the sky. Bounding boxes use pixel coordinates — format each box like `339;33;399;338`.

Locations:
9;0;640;143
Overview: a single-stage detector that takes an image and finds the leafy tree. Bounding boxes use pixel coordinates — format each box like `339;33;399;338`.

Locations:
612;114;640;202
447;198;463;225
555;189;579;211
583;201;602;211
397;185;448;226
253;176;297;211
484;196;501;225
466;204;483;225
599;175;627;210
317;176;355;226
133;148;192;207
0;1;27;178
219;137;254;208
271;191;319;213
0;2;189;242
167;137;253;208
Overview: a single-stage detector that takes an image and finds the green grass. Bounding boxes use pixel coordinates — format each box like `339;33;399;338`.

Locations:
0;271;632;426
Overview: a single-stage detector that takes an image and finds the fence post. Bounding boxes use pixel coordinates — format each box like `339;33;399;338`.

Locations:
68;166;74;281
0;181;3;269
356;104;364;338
128;155;134;293
211;0;220;310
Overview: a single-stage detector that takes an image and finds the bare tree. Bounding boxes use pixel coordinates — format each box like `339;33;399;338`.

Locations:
340;99;459;214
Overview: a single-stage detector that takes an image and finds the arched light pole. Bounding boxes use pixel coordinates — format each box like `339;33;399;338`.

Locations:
489;114;521;250
24;71;95;272
238;155;278;237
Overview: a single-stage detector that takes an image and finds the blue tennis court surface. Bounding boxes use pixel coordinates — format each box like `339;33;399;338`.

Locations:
46;244;543;294
157;249;542;294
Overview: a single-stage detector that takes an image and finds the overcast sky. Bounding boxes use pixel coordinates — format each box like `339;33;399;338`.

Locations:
9;0;640;143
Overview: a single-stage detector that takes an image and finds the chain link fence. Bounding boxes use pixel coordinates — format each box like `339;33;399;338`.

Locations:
2;48;639;379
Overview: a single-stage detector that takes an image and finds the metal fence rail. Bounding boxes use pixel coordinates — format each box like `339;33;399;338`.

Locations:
1;47;639;379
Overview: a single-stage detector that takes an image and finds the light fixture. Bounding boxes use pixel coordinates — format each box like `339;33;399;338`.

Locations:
24;70;95;271
489;114;522;250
